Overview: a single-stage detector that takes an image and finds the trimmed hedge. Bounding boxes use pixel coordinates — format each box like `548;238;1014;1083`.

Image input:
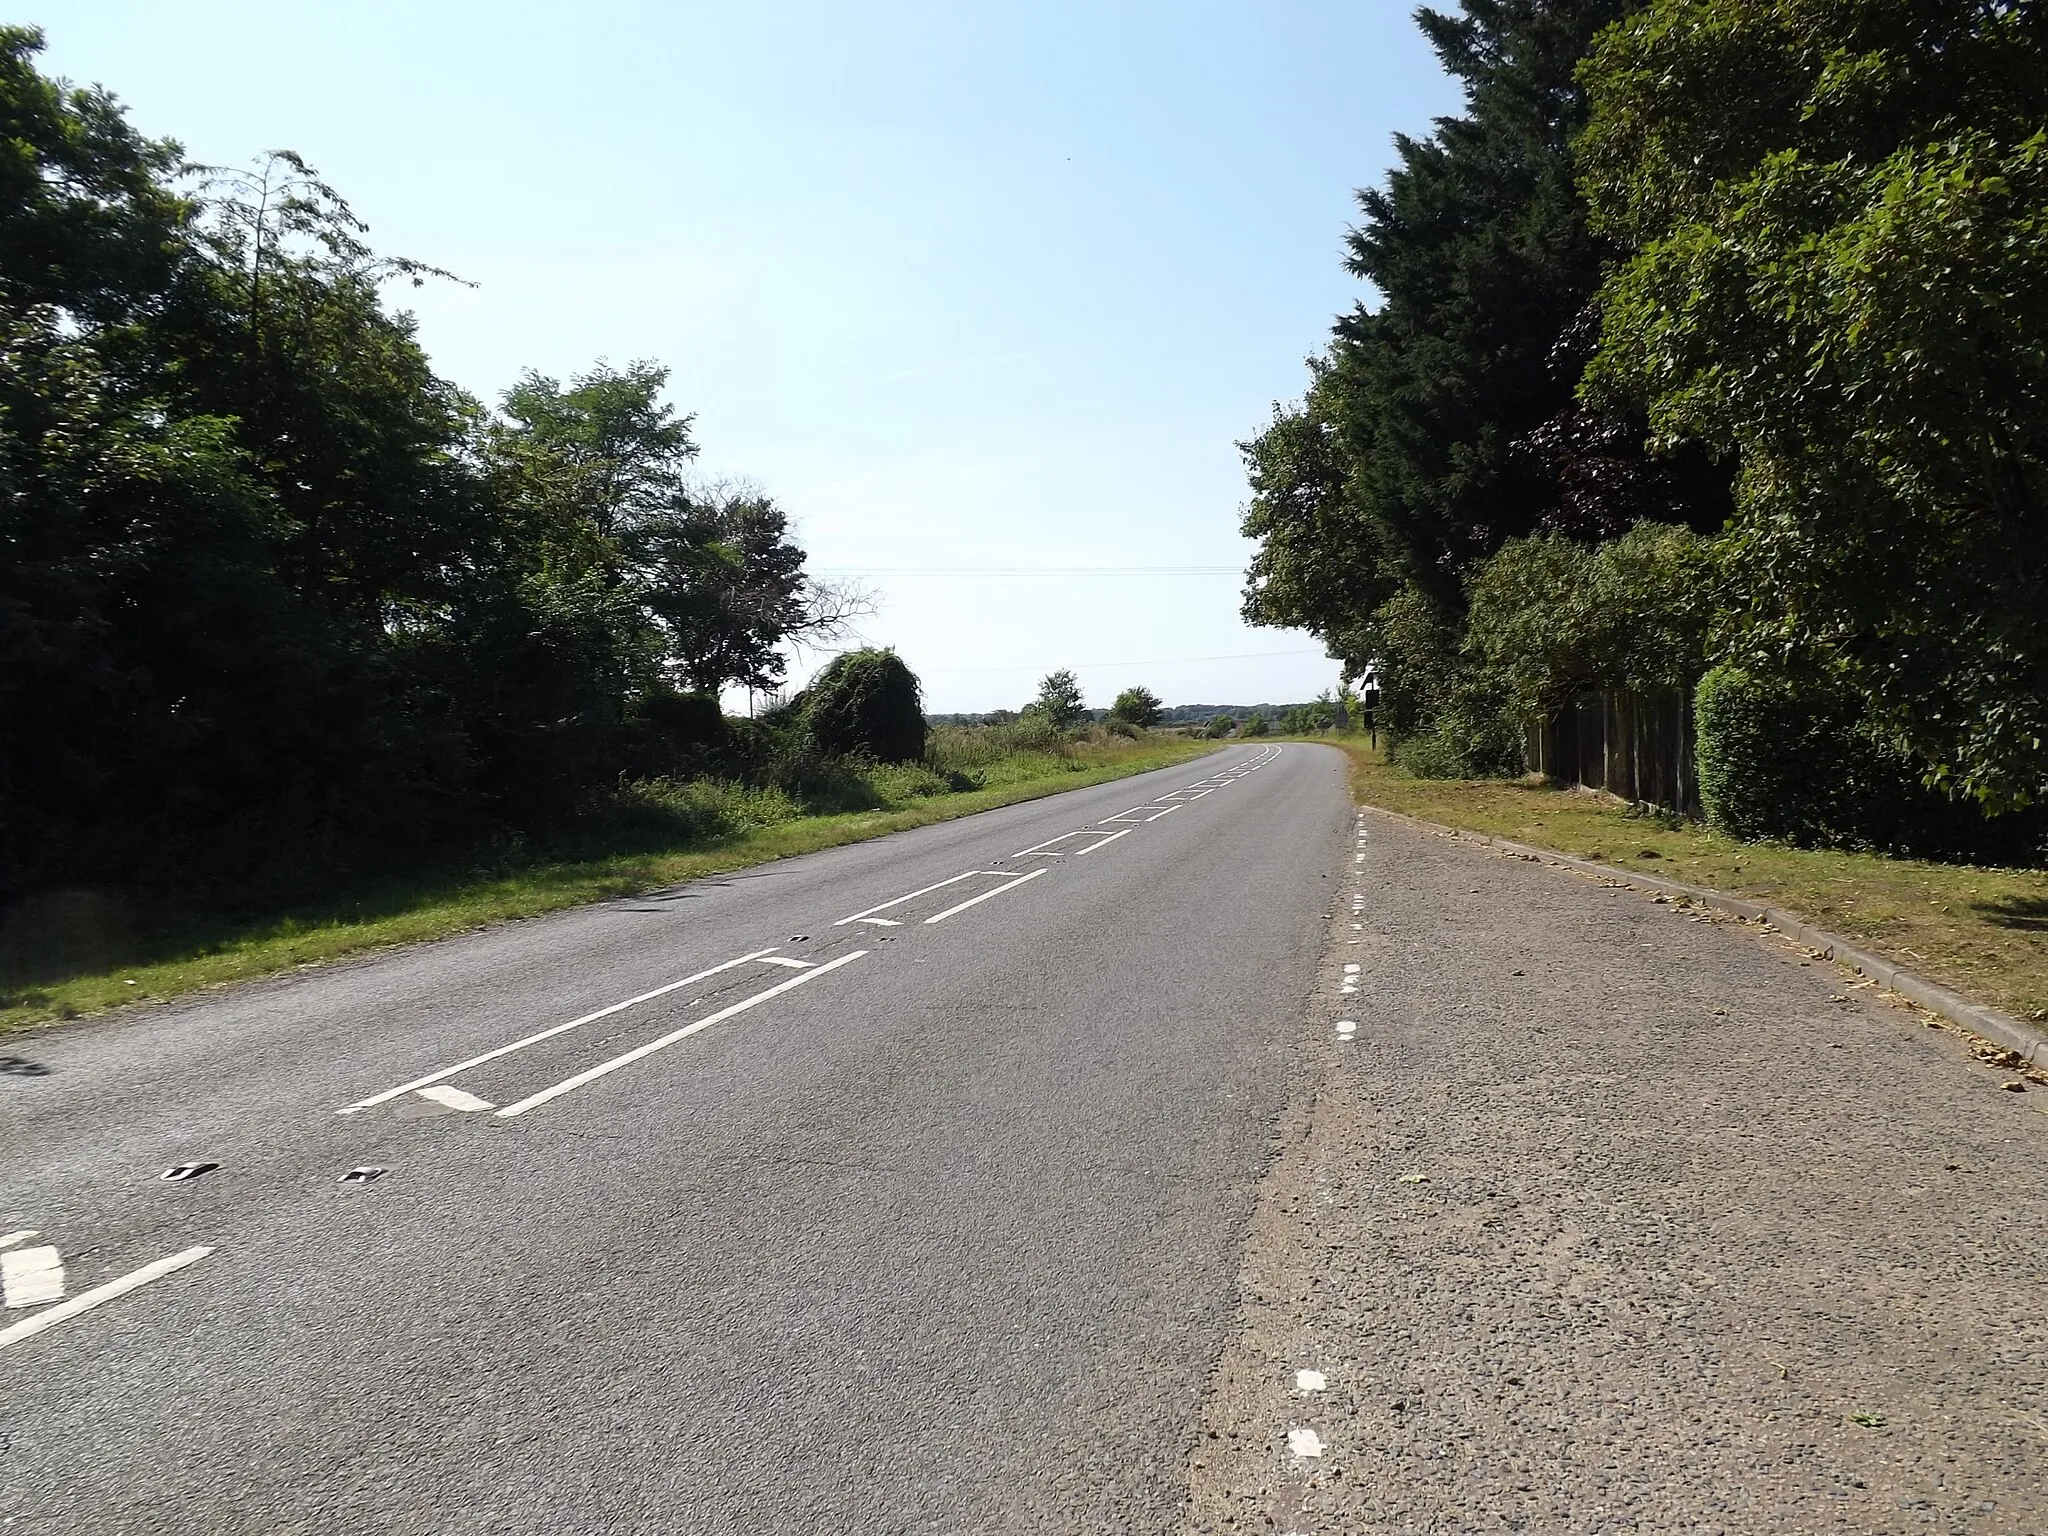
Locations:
1694;665;2044;863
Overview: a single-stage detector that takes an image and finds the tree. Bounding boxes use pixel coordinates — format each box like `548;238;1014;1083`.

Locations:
1108;686;1163;728
1243;712;1270;738
804;649;926;763
1579;0;2048;808
1031;669;1086;731
1206;714;1237;739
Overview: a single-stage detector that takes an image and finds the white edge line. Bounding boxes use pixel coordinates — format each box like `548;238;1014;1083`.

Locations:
337;949;781;1112
495;950;869;1119
0;1246;213;1352
834;870;988;925
1073;827;1133;856
923;867;1048;925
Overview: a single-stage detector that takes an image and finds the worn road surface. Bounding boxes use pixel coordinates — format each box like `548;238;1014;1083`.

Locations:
6;742;2044;1534
1189;804;2048;1535
1;745;1337;1535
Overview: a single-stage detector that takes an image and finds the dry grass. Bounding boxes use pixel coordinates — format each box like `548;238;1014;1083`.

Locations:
1314;736;2048;1026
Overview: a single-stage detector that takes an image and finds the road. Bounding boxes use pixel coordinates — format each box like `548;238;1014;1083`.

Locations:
1;743;1345;1535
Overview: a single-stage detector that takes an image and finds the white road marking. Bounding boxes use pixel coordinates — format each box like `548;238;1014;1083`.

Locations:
1099;804;1180;824
924;868;1047;924
853;916;902;926
0;1231;37;1250
495;950;870;1119
0;1246;212;1352
1336;1021;1357;1037
1014;829;1123;857
416;1085;495;1113
1340;984;1359;995
1073;828;1132;856
1296;1369;1328;1392
337;950;783;1113
2;1246;64;1308
1343;963;1360;972
755;956;815;969
835;871;995;926
1288;1426;1324;1458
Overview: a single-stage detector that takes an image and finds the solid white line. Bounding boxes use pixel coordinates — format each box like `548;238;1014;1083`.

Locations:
0;1231;37;1250
2;1246;64;1308
756;956;815;969
923;868;1048;925
834;871;988;925
494;951;870;1119
1073;828;1133;856
0;1247;212;1352
416;1084;495;1113
337;950;781;1113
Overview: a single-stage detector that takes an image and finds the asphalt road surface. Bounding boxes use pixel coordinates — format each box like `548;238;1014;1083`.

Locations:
2;743;1344;1536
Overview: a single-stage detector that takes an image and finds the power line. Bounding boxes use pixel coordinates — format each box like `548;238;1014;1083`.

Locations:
923;648;1327;674
814;565;1242;577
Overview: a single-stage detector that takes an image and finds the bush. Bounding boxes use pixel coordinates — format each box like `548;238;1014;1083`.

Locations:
1243;712;1270;737
1695;665;2046;862
804;649;926;763
1108;686;1163;728
1206;714;1236;738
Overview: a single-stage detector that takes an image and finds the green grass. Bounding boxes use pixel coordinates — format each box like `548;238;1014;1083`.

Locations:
1307;736;2048;1027
0;733;1214;1037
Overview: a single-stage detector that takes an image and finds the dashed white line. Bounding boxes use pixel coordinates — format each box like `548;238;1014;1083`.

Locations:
337;950;783;1113
0;1231;38;1250
494;950;870;1119
835;871;994;926
1073;828;1132;856
1288;1426;1324;1458
2;1246;64;1308
923;868;1047;924
415;1085;495;1113
756;956;816;969
1296;1369;1328;1392
0;1246;212;1352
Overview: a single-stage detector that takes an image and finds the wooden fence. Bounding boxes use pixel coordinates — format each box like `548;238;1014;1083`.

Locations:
1525;687;1700;817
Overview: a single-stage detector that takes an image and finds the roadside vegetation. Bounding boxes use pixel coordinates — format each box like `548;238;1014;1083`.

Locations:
0;716;1210;1035
1240;2;2047;867
1323;739;2048;1028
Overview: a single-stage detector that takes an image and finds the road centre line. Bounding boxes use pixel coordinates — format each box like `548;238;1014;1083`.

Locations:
495;950;869;1119
1099;803;1180;825
1073;828;1132;856
1014;828;1124;858
835;870;993;926
0;1246;213;1353
337;949;782;1113
923;868;1048;925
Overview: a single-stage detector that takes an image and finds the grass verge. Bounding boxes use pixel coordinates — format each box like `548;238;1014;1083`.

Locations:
1;736;1215;1037
1307;736;2048;1027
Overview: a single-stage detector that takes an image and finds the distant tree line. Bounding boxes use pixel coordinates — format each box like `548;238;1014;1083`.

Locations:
1240;0;2046;859
0;28;870;900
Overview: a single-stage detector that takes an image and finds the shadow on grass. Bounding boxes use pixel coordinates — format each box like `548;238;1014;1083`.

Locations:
1975;895;2048;932
0;823;747;1006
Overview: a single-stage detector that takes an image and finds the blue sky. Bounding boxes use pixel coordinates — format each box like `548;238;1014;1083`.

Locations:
40;3;1458;713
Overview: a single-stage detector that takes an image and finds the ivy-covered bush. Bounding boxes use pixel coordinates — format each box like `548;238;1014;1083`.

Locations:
803;648;927;763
